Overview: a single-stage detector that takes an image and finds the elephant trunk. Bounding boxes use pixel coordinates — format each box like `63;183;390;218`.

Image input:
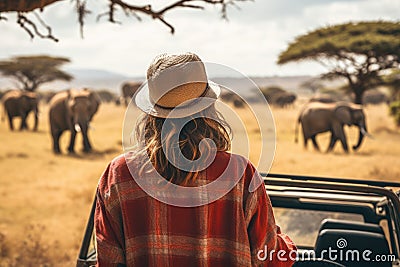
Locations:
79;121;92;152
73;112;89;133
353;124;369;151
33;105;39;131
294;117;300;143
74;120;88;134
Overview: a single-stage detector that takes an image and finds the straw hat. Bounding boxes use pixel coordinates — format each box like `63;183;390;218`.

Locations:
135;52;220;118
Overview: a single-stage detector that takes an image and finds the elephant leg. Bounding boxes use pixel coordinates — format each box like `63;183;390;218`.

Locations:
337;131;349;153
23;112;30;130
24;111;30;130
68;130;77;154
339;138;349;153
52;130;62;154
87;137;92;150
7;114;14;131
19;113;28;131
327;133;337;152
303;137;308;149
33;113;38;131
82;132;92;153
302;128;308;149
333;123;349;153
311;135;320;151
19;118;24;130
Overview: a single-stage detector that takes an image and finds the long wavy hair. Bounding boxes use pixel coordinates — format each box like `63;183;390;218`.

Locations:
135;105;231;185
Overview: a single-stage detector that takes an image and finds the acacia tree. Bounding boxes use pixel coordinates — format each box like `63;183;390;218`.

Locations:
0;55;73;91
278;21;400;104
0;0;248;41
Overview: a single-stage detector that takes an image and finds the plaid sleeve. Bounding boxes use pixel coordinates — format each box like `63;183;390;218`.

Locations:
95;163;126;267
244;164;296;267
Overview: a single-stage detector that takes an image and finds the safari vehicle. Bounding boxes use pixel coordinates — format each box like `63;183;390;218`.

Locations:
77;173;400;267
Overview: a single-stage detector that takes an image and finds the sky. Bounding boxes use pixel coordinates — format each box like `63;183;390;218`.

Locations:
0;0;399;77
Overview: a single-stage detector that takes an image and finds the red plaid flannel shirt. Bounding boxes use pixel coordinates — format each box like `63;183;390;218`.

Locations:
95;151;296;266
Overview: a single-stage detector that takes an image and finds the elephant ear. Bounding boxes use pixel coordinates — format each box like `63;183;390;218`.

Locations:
334;105;352;125
89;90;100;103
88;91;100;120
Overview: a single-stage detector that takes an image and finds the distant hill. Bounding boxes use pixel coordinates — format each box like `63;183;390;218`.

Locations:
0;68;143;94
63;69;144;92
0;68;343;96
213;76;314;96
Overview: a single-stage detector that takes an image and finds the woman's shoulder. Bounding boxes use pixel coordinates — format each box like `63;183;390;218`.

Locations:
108;153;126;166
109;151;253;171
107;153;129;174
214;151;252;167
102;151;256;185
209;151;256;179
109;150;145;169
213;151;262;189
99;152;140;186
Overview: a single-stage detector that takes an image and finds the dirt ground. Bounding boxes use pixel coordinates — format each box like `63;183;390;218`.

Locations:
0;100;399;265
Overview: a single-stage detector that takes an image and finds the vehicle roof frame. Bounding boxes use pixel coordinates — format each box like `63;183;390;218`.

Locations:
263;173;400;257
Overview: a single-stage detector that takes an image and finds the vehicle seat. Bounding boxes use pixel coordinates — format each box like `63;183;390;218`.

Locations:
319;219;384;235
315;227;391;267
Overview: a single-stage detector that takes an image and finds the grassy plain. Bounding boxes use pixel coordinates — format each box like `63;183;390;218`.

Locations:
0;100;399;265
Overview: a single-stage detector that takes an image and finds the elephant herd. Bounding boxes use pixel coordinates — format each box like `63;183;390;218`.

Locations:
2;83;372;154
1;88;100;154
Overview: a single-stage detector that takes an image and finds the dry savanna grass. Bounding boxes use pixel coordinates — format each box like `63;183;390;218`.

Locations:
0;100;399;265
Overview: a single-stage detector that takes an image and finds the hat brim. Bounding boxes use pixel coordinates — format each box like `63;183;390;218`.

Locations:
134;81;220;118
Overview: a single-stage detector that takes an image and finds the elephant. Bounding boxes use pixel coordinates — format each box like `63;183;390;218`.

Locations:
49;89;100;154
96;90;117;103
295;102;370;153
114;96;122;106
273;92;297;108
1;90;39;131
362;90;389;105
121;81;142;106
220;90;245;108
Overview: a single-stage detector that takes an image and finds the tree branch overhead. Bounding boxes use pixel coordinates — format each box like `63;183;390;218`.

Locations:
0;0;249;41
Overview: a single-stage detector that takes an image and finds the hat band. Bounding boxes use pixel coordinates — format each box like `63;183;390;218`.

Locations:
154;83;210;110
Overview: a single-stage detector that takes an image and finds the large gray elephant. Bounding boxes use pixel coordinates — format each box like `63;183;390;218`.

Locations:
295;102;370;153
121;81;141;106
1;90;39;131
49;89;100;154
